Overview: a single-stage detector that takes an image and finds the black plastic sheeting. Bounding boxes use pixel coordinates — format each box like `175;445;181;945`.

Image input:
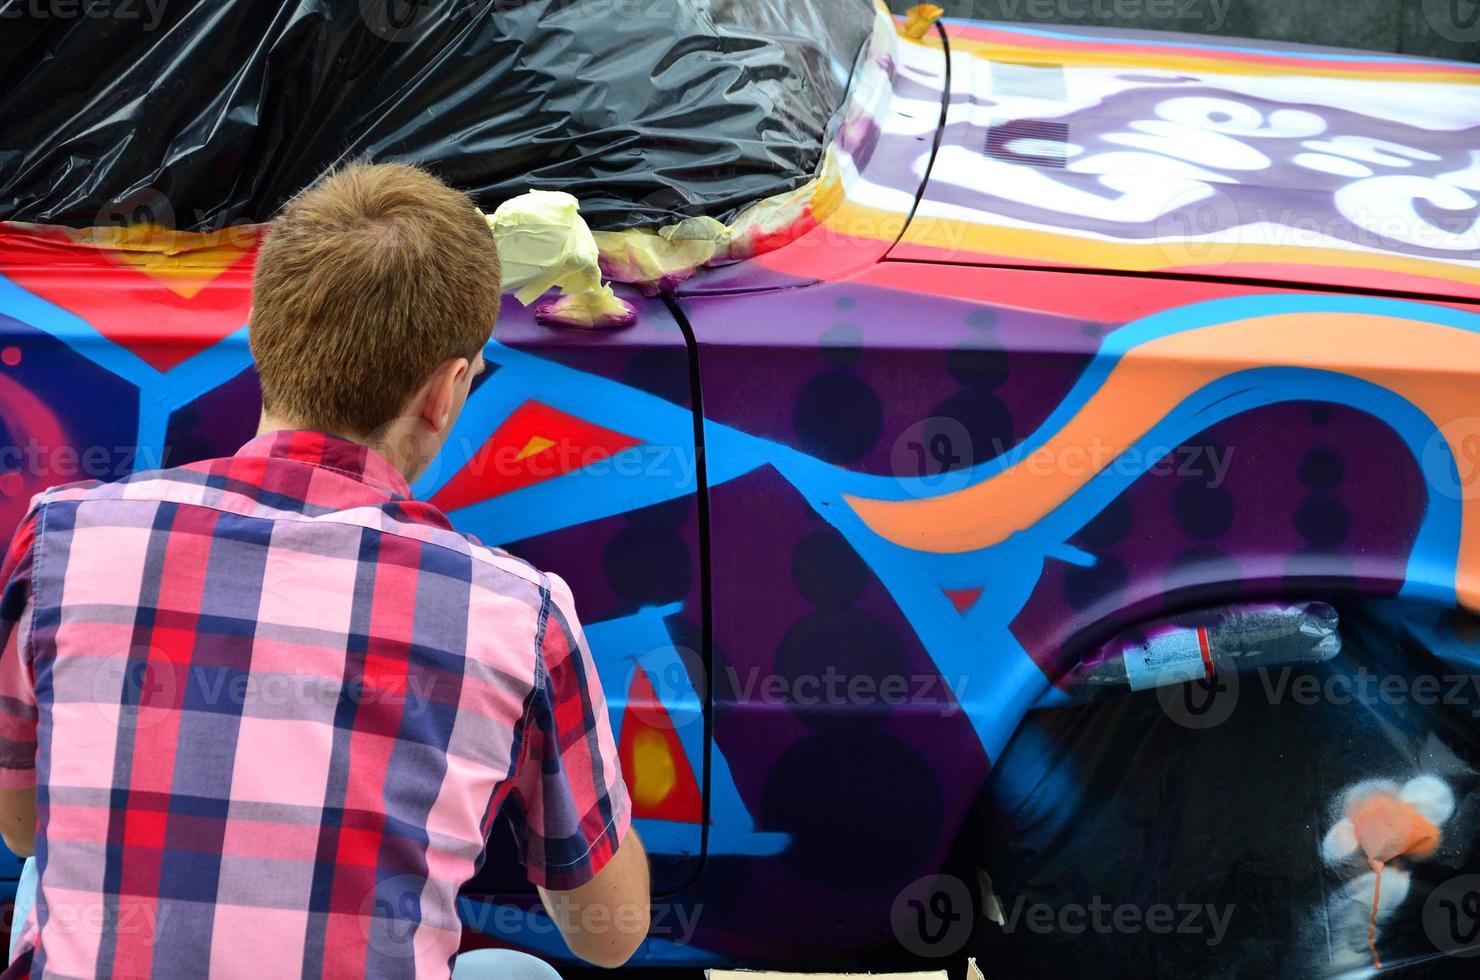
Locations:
0;0;875;231
973;599;1480;978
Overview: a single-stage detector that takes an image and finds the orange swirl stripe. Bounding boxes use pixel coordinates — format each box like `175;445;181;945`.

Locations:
843;313;1480;606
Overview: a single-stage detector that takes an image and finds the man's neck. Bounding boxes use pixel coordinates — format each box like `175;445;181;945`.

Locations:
255;413;423;483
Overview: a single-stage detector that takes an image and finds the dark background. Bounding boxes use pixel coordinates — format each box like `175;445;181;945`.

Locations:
887;0;1480;62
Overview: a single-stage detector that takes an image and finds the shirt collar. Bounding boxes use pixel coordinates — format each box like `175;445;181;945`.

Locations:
234;429;412;499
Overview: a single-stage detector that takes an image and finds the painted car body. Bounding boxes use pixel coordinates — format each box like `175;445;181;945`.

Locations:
0;5;1479;968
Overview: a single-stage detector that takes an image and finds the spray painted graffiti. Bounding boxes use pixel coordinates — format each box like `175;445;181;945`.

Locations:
0;8;1478;970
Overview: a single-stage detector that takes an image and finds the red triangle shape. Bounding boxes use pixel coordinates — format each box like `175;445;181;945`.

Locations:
0;226;256;372
430;400;641;513
943;586;984;614
618;665;702;824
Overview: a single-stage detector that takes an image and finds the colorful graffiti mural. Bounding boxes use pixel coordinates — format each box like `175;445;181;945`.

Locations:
0;5;1479;971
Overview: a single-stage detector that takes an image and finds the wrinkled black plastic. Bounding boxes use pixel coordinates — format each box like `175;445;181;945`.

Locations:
974;599;1480;977
0;0;873;231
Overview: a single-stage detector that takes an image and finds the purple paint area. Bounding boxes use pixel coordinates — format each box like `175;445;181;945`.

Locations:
477;494;705;896
689;281;1098;474
164;366;262;465
508;495;702;644
1011;401;1428;679
704;463;990;957
495;286;692;408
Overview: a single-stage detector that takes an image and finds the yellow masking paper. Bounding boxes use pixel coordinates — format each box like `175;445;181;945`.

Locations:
484;190;635;328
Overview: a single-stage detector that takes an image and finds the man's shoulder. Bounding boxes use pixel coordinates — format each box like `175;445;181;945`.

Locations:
23;458;225;516
32;455;222;499
26;462;560;605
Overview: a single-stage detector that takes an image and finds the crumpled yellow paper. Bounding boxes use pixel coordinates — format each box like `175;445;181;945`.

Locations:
483;190;636;328
902;3;943;38
592;215;732;297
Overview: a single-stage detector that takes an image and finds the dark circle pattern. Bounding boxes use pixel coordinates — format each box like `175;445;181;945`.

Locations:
1163;545;1240;601
1283;546;1357;592
1063;554;1128;611
930;388;1013;469
792;371;883;465
965;308;997;330
626;494;691;530
1076;494;1134;549
1295;496;1349;548
773;610;909;717
623;347;690;406
603;522;693;605
946;336;1009;388
791;530;868;607
1297;447;1345;492
820;322;863;369
1172;481;1235;540
760;729;940;887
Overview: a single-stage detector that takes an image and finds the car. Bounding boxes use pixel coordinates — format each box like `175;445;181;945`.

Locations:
1;0;1479;973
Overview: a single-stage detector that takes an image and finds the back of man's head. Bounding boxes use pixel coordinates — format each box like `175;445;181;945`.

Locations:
249;162;501;437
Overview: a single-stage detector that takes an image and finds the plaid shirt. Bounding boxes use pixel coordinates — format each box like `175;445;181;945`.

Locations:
0;430;630;979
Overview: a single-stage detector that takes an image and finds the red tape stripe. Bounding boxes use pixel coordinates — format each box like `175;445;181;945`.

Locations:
1197;625;1214;679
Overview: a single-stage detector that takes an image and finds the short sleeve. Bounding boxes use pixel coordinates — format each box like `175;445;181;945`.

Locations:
0;507;40;790
508;572;631;890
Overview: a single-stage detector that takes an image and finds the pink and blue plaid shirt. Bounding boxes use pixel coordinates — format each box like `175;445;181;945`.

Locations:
0;430;630;979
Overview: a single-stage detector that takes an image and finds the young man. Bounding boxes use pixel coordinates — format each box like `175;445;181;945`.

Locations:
0;163;647;978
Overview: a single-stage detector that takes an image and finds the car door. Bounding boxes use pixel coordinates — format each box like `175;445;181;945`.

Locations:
420;294;710;899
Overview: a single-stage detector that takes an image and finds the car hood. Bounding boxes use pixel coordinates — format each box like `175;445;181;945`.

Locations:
888;20;1480;302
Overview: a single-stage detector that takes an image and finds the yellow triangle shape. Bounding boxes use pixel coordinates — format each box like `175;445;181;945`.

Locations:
77;223;258;299
515;435;556;461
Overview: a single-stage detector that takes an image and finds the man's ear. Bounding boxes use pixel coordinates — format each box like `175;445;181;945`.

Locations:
420;357;470;434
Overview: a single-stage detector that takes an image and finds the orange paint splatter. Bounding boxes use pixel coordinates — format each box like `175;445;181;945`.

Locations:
1344;789;1443;971
1368;858;1384;971
1350;793;1441;863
